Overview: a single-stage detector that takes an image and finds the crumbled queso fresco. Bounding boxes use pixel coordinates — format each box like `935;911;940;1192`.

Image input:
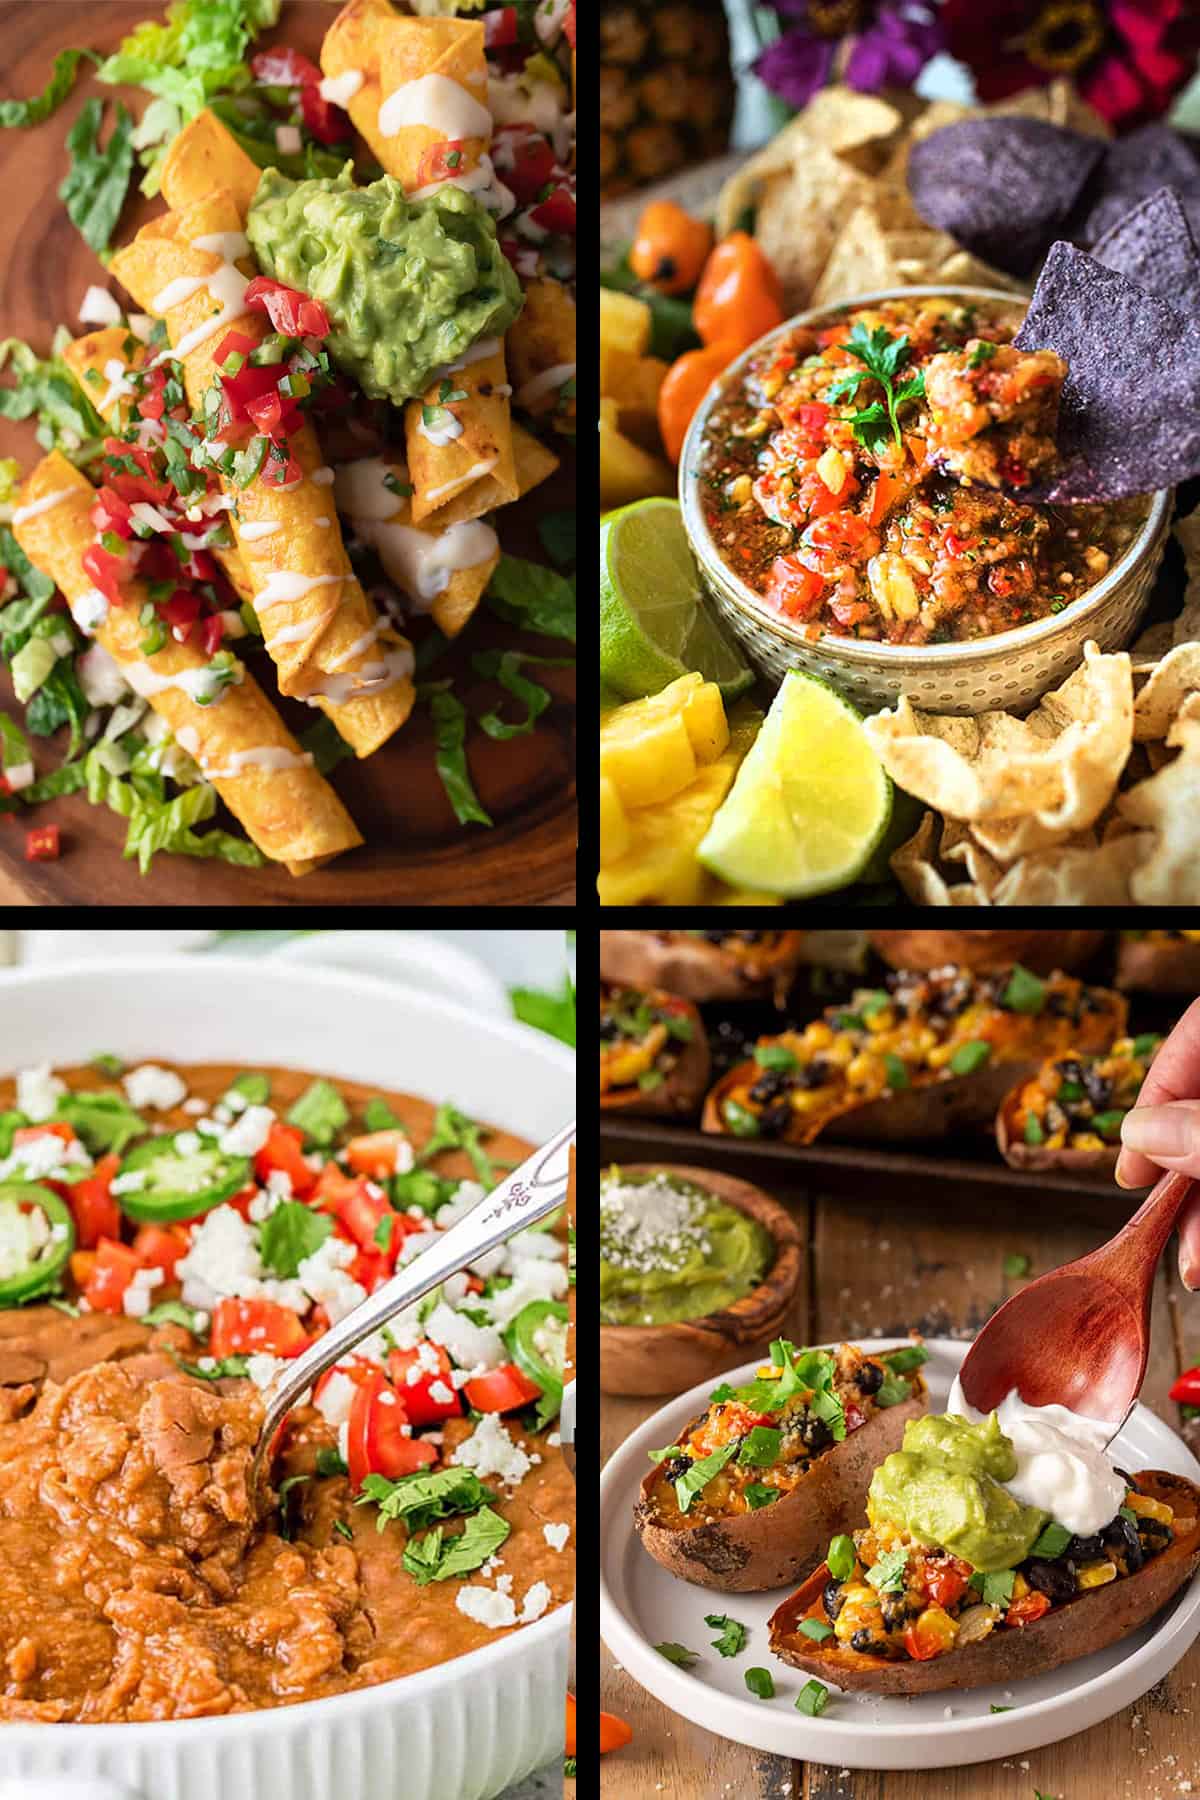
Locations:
600;1171;712;1275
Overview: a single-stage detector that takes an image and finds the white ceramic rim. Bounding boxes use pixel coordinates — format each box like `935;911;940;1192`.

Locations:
600;1337;1200;1768
0;954;573;1751
678;285;1173;670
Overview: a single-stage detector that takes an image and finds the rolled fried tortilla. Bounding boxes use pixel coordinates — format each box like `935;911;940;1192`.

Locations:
109;189;415;757
14;452;362;875
322;0;519;521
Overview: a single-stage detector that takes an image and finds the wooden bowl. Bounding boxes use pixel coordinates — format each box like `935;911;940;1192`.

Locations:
870;930;1106;975
600;1163;803;1397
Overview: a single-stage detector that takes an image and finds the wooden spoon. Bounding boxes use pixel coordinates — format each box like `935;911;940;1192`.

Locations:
956;1167;1195;1429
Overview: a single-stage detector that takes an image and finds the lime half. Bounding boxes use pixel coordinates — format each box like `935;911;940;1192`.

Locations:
697;670;892;897
600;496;754;702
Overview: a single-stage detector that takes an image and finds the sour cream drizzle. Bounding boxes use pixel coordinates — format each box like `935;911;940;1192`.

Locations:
151;232;252;367
13;488;74;525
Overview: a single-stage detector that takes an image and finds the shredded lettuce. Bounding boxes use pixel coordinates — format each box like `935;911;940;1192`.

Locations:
471;647;572;740
0;338;107;464
84;743;266;872
485;554;576;644
59;98;135;254
419;683;493;827
0;48;97;130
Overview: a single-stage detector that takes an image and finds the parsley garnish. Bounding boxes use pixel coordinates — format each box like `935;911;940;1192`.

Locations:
825;321;925;451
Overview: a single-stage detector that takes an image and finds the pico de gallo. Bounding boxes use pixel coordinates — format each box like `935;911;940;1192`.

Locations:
0;1058;570;1522
695;295;1144;645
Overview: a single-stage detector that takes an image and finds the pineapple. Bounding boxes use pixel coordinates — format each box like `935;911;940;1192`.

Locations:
600;1;735;196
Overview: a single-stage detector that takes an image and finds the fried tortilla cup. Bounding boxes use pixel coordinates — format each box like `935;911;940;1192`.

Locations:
599;1165;804;1398
14;453;361;876
600;930;809;1003
768;1470;1200;1692
635;1352;928;1593
600;985;711;1119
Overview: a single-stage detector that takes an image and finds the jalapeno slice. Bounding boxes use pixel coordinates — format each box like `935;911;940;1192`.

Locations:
0;1181;76;1306
504;1298;569;1427
115;1132;253;1223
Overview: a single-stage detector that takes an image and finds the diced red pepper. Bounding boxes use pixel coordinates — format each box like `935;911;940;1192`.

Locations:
347;1370;438;1489
254;1120;317;1199
387;1343;462;1427
464;1363;543;1414
131;1222;189;1280
84;1237;142;1314
209;1296;310;1358
68;1152;121;1249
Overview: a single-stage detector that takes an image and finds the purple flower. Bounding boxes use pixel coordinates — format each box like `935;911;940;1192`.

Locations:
753;2;944;105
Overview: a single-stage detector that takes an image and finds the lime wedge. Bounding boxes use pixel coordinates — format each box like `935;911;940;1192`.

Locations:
600;497;754;702
697;671;892;896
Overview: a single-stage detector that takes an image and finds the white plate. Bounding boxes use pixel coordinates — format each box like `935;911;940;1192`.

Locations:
600;1338;1200;1770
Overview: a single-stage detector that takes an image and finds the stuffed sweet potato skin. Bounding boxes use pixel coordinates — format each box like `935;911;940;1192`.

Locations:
996;1081;1117;1177
871;931;1104;975
634;1384;927;1593
1115;936;1200;995
768;1470;1200;1692
600;987;711;1118
600;930;808;1002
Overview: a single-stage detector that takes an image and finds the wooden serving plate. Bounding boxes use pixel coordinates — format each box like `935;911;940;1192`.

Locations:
0;0;575;906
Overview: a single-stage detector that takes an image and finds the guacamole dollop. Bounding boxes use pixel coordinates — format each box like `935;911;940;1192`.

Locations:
599;1167;774;1327
245;165;524;404
868;1412;1046;1573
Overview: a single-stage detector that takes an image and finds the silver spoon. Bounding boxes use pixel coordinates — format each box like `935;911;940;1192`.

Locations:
250;1118;576;1492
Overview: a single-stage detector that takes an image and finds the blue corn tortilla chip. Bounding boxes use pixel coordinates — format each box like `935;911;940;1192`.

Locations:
1013;241;1200;503
1073;123;1200;245
1090;187;1200;327
907;118;1104;277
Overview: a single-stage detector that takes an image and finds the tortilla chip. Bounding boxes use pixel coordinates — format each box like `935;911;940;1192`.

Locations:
1075;123;1200;246
1133;641;1200;739
863;641;1132;831
967;812;1082;863
890;811;992;906
753;142;876;310
1014;243;1200;503
939;818;1004;893
990;830;1149;904
1001;79;1110;139
808;206;922;308
934;250;1027;294
1090;188;1200;322
908;118;1104;278
1117;723;1200;902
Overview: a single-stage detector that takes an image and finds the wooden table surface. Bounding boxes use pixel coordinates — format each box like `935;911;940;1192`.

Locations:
600;1139;1200;1799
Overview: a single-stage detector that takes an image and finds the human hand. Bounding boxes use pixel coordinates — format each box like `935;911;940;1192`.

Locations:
1117;995;1200;1289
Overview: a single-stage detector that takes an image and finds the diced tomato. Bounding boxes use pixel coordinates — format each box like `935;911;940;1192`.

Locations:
254;1120;316;1198
131;1223;189;1281
162;588;201;643
563;0;575;47
201;614;225;656
346;1370;438;1489
903;1606;957;1661
310;1161;360;1212
260;441;304;488
415;140;475;189
332;1178;405;1261
793;401;829;438
344;1130;410;1180
83;1237;142;1314
803;509;870;561
13;1121;75;1148
81;543;130;606
464;1363;543;1414
25;826;60;863
484;5;518;47
68;1153;121;1249
250;47;323;88
299;82;353;145
493;125;557;204
842;1402;865;1434
924;1559;971;1610
348;1248;389;1293
69;1249;97;1289
868;469;907;528
313;1358;376;1407
1005;1590;1052;1628
91;486;135;540
388;1343;462;1427
530;183;576;237
763;555;823;619
244;275;331;340
209;1297;310;1358
215;329;257;371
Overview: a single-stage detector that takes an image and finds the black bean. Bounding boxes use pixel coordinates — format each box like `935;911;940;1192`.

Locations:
857;1360;884;1397
758;1101;793;1137
659;1456;689;1484
850;1628;887;1655
1065;1532;1104;1562
793;1058;831;1090
1024;1559;1077;1603
1102;1516;1144;1572
822;1579;845;1623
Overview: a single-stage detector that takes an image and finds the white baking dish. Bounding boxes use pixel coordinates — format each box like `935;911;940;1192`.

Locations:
0;953;574;1800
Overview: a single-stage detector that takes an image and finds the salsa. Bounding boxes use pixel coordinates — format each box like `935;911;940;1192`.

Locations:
696;296;1145;646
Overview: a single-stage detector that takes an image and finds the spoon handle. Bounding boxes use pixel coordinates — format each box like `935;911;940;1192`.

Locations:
1080;1168;1196;1302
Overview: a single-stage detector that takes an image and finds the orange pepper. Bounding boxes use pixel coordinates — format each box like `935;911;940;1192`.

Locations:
600;1709;633;1754
693;232;785;350
630;200;713;295
657;339;740;464
566;1692;576;1757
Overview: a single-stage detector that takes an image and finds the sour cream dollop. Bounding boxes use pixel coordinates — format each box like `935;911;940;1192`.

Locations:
947;1380;1126;1537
